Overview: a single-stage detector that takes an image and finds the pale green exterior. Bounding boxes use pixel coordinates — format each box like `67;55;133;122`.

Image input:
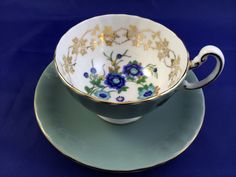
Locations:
34;62;205;172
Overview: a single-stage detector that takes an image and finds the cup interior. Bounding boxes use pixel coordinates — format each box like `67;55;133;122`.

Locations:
55;14;188;103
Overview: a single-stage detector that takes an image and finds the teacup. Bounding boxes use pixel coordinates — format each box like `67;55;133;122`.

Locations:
54;14;224;124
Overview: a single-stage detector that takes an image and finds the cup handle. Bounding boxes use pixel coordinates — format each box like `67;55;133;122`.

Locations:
183;45;225;89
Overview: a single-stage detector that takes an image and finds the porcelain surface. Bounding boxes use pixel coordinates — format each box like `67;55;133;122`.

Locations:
55;15;188;103
34;63;205;172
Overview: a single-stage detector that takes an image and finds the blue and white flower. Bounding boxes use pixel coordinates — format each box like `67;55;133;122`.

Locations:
138;84;155;99
104;73;126;90
123;62;143;77
94;90;111;100
90;67;97;74
83;72;89;78
116;96;125;102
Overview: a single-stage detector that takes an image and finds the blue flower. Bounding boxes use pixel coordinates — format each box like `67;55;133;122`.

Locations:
90;67;97;74
123;62;143;77
104;73;126;90
116;53;123;59
116;96;125;102
138;84;155;100
83;72;89;78
94;90;111;100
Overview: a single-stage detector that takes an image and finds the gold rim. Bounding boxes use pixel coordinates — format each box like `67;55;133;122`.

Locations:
34;67;205;172
54;14;190;105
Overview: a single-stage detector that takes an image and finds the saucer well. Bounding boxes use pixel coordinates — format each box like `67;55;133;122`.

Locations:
34;62;205;172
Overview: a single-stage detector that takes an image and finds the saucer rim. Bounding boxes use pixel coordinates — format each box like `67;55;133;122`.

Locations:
54;14;190;105
34;62;205;172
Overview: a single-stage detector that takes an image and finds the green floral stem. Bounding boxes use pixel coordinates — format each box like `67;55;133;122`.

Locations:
90;87;97;95
139;83;145;87
103;52;113;62
127;79;145;87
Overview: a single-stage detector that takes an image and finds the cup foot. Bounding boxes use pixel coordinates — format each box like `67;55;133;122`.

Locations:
97;115;142;125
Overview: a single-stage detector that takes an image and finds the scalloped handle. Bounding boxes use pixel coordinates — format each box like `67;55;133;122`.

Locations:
183;45;225;89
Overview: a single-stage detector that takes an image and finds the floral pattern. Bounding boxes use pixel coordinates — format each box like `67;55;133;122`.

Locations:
94;90;111;100
83;50;159;101
123;61;143;77
138;84;155;100
62;24;182;88
60;24;183;102
116;96;125;102
104;73;126;90
63;55;75;74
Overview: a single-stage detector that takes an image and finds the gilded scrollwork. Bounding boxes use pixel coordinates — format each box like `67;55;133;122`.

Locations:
62;24;182;88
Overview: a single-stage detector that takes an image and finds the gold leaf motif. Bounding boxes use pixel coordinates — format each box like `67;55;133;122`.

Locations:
90;39;98;51
98;33;105;42
155;41;162;50
158;52;164;60
63;55;74;74
137;33;144;40
171;55;180;66
105;41;113;46
103;26;113;34
71;37;79;55
71;37;87;55
63;24;182;89
98;26;117;46
80;49;87;56
128;25;138;38
163;48;170;58
143;40;152;50
79;38;87;47
132;39;140;47
163;38;169;47
70;67;75;73
152;31;160;39
168;55;182;87
132;33;144;47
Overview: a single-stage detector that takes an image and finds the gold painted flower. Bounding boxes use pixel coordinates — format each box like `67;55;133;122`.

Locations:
128;25;138;38
71;37;79;55
127;25;145;47
143;40;152;50
99;26;117;46
90;39;98;51
158;52;165;60
63;55;75;73
155;39;170;60
168;56;182;86
155;41;162;50
71;37;88;55
171;55;181;67
152;31;160;39
132;33;144;47
162;38;169;47
80;48;87;56
62;24;182;92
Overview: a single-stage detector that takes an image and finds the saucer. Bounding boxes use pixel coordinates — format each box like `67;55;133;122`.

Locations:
34;62;205;172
